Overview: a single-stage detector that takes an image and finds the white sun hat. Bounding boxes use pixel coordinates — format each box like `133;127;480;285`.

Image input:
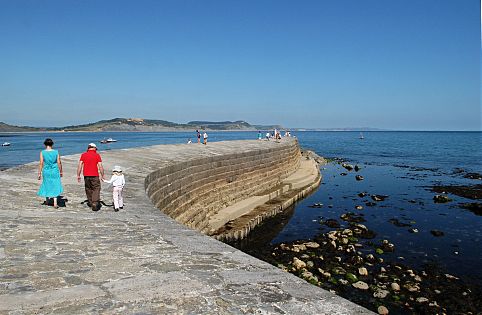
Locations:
113;165;122;172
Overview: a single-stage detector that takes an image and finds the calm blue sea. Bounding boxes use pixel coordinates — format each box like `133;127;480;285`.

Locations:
1;131;481;283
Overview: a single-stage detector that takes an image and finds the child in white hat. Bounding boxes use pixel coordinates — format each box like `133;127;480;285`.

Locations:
102;165;125;212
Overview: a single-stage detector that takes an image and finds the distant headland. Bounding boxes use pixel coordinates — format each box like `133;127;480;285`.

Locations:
0;118;283;132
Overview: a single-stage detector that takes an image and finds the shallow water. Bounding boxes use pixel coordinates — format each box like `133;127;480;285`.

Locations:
236;131;482;286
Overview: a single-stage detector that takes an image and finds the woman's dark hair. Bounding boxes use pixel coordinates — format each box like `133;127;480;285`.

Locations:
44;138;54;147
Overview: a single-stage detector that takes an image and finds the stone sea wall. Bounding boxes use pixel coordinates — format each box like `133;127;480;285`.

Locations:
145;139;301;233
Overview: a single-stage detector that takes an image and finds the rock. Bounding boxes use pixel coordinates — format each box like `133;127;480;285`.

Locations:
430;230;444;237
376;248;384;255
366;254;376;263
381;241;395;252
342;228;353;236
390;283;400;291
345;273;358;282
377;306;389;315
327;231;338;241
330;240;337;249
318;268;331;278
332;266;346;275
341;238;349;245
354;165;361;172
306;261;314;268
380;267;386;273
374;289;390;299
324;219;340;228
409;228;419;233
371;194;388;201
339;279;349;285
434;289;441;294
388;218;411;227
355;175;364;181
308;203;323;208
365;201;377;207
444;273;459;280
416;297;429;303
358;192;367;198
292;257;306;270
404;283;420;292
352;281;369;290
433;194;452;203
304;241;320;249
460;202;482;215
355;205;364;210
358;267;368;276
340;172;348;176
349;255;364;265
463;172;482;180
342;163;354;171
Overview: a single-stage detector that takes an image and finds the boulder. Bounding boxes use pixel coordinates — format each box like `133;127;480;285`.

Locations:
358;267;368;276
390;282;400;291
352;281;369;290
377;306;389;315
433;195;452;203
373;289;389;299
292;257;306;270
355;175;364;181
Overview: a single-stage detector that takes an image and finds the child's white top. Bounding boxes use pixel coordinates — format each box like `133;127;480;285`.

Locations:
104;174;125;187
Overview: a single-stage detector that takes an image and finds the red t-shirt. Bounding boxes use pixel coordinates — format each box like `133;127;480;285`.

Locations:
80;150;102;176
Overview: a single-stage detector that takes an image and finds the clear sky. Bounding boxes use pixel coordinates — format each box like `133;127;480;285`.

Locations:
0;0;480;130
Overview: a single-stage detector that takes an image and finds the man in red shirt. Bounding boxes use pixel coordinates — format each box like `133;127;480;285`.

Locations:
77;143;105;211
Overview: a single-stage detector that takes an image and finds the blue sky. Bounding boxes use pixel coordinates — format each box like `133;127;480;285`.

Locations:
0;0;480;130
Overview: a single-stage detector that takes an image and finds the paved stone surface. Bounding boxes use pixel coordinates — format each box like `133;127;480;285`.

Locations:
0;138;372;314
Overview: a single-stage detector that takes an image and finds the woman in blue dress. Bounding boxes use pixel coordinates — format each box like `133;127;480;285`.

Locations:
37;138;63;208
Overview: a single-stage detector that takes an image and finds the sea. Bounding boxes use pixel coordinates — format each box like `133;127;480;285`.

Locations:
1;131;481;285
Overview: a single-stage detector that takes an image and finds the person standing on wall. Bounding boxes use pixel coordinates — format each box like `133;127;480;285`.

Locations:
196;130;201;144
203;132;208;145
77;143;105;211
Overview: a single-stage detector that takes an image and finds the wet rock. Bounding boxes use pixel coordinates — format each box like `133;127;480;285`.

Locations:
444;273;459;280
366;254;376;263
355;205;364;210
358;267;368;276
390;282;400;291
464;172;482;180
460;202;482;216
342;163;354;171
416;297;429;303
371;194;388;202
374;289;390;299
365;202;377;207
317;268;331;278
355;175;364;181
381;240;395;252
430;230;444;237
408;228;419;233
377;305;389;315
303;241;320;249
306;261;314;268
354;165;361;172
324;219;340;228
339;279;349;285
388;218;411;227
358;192;368;198
404;283;420;292
332;266;346;275
340;172;348;176
352;281;369;290
340;212;365;223
308;203;323;208
432;184;482;199
376;248;384;255
433;195;452;203
345;273;358;283
292;257;306;270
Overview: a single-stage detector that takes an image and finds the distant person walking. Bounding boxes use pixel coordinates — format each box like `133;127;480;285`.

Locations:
203;132;208;145
266;132;270;140
77;143;105;211
102;165;125;212
37;138;63;208
257;131;262;140
196;130;201;144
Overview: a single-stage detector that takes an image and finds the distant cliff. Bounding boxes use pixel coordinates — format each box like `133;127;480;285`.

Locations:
0;118;283;132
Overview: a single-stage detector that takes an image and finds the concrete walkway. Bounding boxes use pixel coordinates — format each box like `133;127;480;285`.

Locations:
0;139;371;314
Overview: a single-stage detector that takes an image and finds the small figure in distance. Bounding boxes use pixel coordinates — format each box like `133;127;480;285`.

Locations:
187;138;192;144
266;132;270;141
77;143;105;211
102;165;125;212
257;131;262;140
37;138;63;209
196;130;201;144
203;132;208;145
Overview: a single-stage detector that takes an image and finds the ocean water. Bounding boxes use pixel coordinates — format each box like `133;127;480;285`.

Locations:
1;131;481;284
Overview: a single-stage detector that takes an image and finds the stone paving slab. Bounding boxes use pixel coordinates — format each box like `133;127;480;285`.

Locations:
0;139;372;314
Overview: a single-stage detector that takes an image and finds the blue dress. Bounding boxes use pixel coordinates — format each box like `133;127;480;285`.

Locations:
37;150;63;198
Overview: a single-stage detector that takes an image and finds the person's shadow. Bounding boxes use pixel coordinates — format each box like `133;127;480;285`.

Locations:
42;196;68;207
80;199;114;210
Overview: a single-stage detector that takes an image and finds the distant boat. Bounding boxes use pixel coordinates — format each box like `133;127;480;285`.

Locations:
359;132;364;139
100;138;117;144
2;142;11;146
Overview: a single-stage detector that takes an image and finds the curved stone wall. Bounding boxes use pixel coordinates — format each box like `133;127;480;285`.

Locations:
145;140;302;232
